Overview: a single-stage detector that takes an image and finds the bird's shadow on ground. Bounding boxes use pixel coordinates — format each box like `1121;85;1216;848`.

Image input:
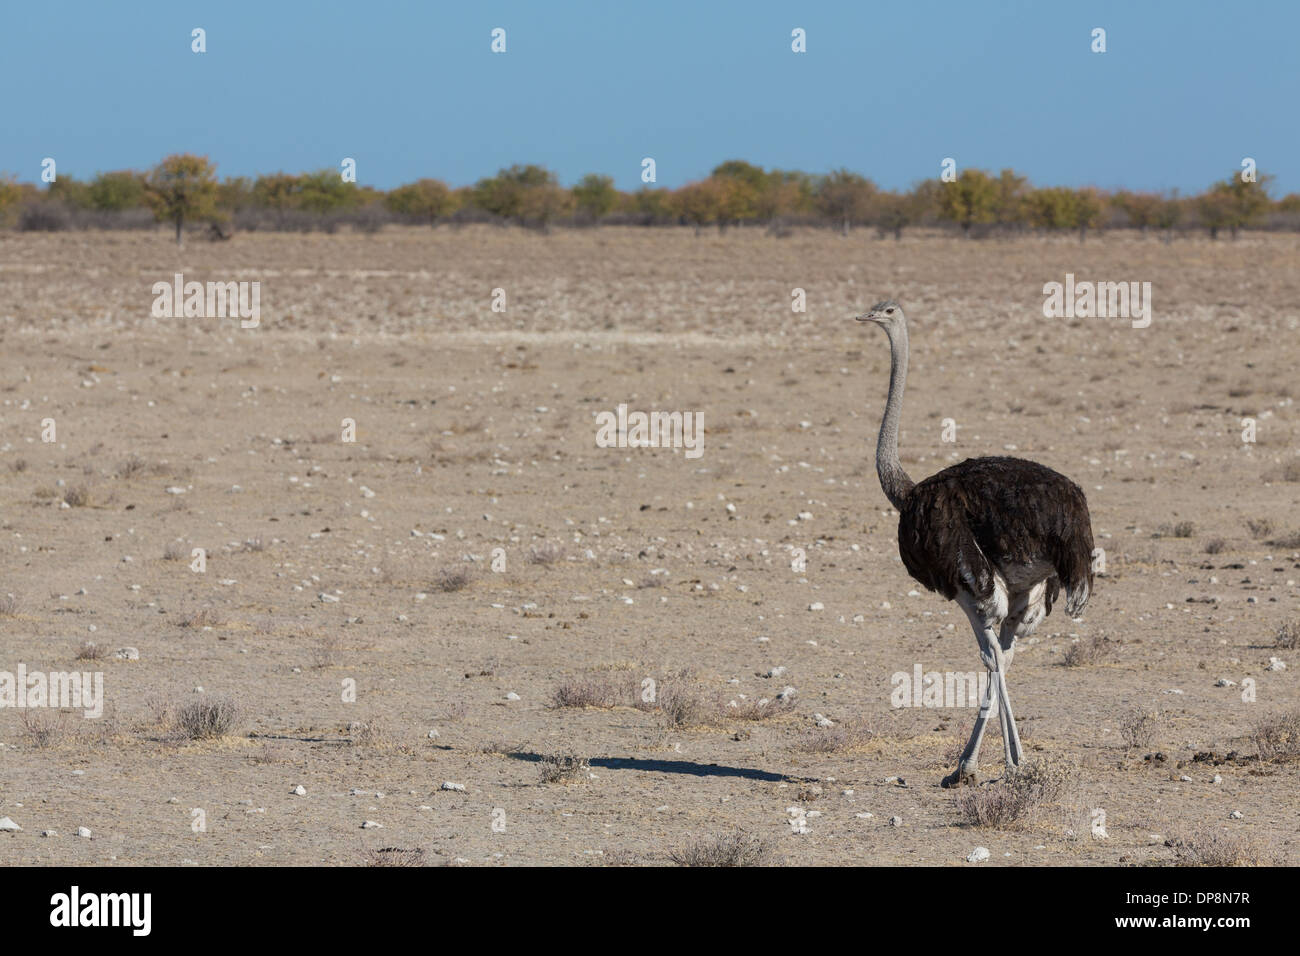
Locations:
506;750;811;782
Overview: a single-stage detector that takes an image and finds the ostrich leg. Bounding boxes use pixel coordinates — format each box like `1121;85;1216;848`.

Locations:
990;638;1024;772
942;661;997;788
943;597;1003;787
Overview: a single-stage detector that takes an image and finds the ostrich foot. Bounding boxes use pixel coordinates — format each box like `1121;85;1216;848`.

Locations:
941;766;978;788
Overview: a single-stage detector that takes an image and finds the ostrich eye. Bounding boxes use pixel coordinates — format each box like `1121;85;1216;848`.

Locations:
886;308;895;314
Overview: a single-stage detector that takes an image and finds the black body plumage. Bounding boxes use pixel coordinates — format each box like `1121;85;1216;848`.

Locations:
896;456;1094;617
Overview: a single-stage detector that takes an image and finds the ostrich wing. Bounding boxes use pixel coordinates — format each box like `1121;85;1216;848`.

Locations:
897;456;1094;616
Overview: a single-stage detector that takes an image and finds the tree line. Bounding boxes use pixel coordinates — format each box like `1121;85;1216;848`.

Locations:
0;154;1292;242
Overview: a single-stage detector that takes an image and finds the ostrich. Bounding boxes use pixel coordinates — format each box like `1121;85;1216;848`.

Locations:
856;300;1095;787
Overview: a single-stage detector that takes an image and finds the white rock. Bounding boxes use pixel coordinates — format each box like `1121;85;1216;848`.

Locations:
967;846;990;863
318;592;340;603
291;785;307;796
889;815;903;827
441;781;465;792
361;820;383;829
113;647;139;660
0;817;21;831
77;827;91;838
1265;657;1287;671
808;602;824;611
505;692;520;701
1229;810;1243;819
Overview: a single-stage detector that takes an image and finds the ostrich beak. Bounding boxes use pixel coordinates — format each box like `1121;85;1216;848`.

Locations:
854;313;878;323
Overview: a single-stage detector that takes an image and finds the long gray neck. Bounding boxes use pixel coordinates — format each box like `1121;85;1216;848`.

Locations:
876;322;915;510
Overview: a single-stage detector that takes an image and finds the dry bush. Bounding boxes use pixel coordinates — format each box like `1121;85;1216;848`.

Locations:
20;710;65;749
724;693;797;721
250;741;288;764
549;674;632;709
954;756;1075;828
1155;521;1195;538
177;607;223;629
655;675;713;729
364;846;427;867
433;567;471;592
118;454;151;479
669;831;772;867
1118;707;1158;750
1245;517;1274;539
538;752;591;784
349;719;391;750
1251;710;1300;762
9;458;28;473
1168;827;1270;866
311;634;342;669
1266;530;1300;549
1275;621;1299;650
527;542;566;566
75;641;105;661
793;720;874;753
1203;538;1226;555
62;485;91;507
1062;634;1110;667
175;695;241;739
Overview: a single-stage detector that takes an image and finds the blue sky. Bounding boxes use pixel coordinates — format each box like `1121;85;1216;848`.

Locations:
2;0;1295;194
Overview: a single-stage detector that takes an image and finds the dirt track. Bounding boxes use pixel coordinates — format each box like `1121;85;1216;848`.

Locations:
1;226;1297;865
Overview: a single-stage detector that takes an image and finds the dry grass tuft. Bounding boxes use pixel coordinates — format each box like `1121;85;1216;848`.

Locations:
669;831;772;867
1251;710;1300;762
364;846;427;867
1245;517;1274;539
349;719;392;750
527;542;566;566
954;756;1074;828
793;720;874;753
433;567;471;592
177;607;223;629
20;710;66;749
175;695;241;739
75;641;105;661
538;752;591;783
1274;621;1299;650
549;674;633;709
1118;706;1159;750
1062;634;1112;667
62;485;91;507
0;593;19;617
1168;827;1270;866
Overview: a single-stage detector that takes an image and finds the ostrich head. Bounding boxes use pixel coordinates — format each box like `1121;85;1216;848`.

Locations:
855;300;905;334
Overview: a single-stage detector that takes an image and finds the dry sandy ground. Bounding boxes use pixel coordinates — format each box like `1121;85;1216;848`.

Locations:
0;226;1297;866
